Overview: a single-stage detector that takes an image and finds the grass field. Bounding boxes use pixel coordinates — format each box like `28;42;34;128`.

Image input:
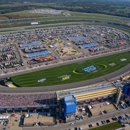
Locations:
11;51;130;87
90;122;122;130
0;9;129;28
4;10;50;19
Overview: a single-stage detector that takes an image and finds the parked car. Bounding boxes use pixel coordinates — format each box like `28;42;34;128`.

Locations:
74;127;78;130
106;119;110;123
70;122;74;125
125;114;130;119
96;123;99;126
80;115;85;119
75;116;80;120
101;120;106;124
88;124;93;128
78;127;82;130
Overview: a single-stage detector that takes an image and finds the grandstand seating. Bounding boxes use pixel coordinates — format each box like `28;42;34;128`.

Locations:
56;83;117;102
0;93;56;108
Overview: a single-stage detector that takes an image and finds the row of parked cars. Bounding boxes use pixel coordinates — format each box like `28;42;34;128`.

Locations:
87;119;111;129
68;127;82;130
69;119;111;130
0;52;17;61
0;120;9;126
88;46;105;53
0;46;12;52
75;115;85;120
22;45;47;54
0;61;23;70
67;113;130;130
112;114;130;122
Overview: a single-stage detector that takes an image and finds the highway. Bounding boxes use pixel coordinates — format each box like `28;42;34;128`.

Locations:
0;22;130;93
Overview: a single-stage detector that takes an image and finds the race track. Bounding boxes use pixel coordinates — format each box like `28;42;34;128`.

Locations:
0;22;130;93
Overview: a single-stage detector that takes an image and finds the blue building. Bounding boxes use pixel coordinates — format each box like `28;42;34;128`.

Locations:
63;95;76;118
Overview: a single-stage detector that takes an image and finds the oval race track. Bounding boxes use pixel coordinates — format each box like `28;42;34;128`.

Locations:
0;22;130;93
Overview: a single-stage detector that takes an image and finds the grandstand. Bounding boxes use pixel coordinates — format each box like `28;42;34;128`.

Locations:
0;93;57;110
0;81;120;117
56;83;117;102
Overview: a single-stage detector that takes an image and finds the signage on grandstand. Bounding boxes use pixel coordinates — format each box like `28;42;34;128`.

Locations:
37;78;46;83
58;75;71;81
82;65;97;73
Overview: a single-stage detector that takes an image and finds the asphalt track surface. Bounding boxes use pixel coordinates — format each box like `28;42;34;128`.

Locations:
1;63;130;93
0;21;130;32
0;22;130;93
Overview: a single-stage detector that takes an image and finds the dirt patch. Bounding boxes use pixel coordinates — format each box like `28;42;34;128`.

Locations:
0;15;8;20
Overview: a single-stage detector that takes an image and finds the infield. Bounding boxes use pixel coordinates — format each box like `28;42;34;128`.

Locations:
11;51;130;87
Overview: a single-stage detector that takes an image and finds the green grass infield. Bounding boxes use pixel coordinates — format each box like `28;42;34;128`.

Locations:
11;51;130;87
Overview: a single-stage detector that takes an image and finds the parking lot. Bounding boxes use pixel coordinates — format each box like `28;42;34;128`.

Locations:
32;109;130;130
0;25;130;76
63;112;130;130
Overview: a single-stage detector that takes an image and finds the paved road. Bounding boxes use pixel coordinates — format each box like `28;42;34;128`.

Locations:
0;21;130;32
22;108;130;130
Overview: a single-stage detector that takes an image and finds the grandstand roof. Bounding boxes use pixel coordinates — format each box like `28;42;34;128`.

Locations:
22;41;40;47
66;102;75;105
28;51;49;58
56;83;117;100
64;95;75;101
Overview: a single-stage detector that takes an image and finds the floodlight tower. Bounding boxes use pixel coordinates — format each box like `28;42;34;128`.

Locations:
101;76;122;107
112;82;123;107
